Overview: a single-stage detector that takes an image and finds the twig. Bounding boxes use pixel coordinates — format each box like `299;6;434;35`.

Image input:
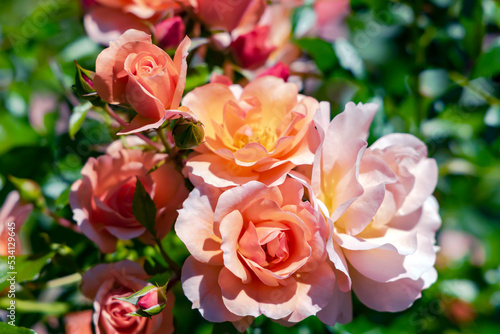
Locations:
154;237;181;273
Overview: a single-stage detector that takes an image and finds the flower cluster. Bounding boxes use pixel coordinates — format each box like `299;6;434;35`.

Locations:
0;1;440;332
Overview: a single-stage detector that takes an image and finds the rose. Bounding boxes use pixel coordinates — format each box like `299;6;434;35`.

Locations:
304;102;440;322
176;179;337;329
70;140;189;253
0;191;33;256
182;76;323;188
81;260;175;334
257;62;290;81
231;26;276;69
94;29;191;134
193;0;266;32
83;0;184;45
155;16;186;50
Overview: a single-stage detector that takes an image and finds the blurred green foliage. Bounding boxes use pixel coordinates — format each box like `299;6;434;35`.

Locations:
0;0;499;333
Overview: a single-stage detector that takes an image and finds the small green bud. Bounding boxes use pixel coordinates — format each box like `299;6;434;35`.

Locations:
172;118;205;150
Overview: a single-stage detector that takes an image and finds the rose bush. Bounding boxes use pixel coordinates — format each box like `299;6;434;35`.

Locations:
81;260;175;334
94;29;191;134
70;140;188;253
182;76;324;188
176;179;338;329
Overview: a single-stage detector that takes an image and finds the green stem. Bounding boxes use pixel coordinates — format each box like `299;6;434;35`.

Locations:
449;71;500;106
157;128;172;154
154;238;180;273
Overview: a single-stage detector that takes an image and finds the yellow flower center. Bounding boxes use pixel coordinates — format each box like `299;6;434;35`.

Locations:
233;125;279;152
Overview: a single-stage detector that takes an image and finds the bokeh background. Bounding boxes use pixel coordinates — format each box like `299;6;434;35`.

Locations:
1;0;499;333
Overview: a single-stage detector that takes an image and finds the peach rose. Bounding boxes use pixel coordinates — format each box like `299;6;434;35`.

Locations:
304;102;440;323
83;0;183;45
69;142;188;253
0;191;33;256
183;76;323;188
176;179;336;329
94;29;191;134
81;260;175;334
194;0;266;32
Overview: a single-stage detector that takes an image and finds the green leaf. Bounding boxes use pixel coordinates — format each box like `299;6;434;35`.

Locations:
294;37;337;73
132;177;157;236
141;302;166;317
115;284;157;305
0;322;38;334
460;0;485;59
0;252;55;291
0;113;39;156
127;308;152;317
471;45;500;79
55;185;71;208
69;101;92;139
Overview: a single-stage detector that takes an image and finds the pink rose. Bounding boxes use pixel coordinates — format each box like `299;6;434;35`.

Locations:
155;16;186;50
176;179;335;329
257;62;290;81
305;102;440;322
94;29;191;134
81;260;175;334
231;26;276;69
0;191;33;256
194;0;266;32
313;0;350;42
70;143;189;253
83;0;183;45
183;76;323;188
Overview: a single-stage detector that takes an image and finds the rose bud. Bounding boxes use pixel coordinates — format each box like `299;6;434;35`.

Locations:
117;284;168;317
231;26;276;69
155;17;186;50
137;286;167;313
172;117;205;150
74;61;105;107
257;62;290;81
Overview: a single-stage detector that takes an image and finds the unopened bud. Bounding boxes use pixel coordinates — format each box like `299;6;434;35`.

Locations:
73;61;105;107
8;176;45;208
116;284;168;318
137;286;167;314
172;118;205;150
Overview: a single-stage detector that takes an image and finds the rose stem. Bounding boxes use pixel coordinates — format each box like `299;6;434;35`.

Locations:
154;237;181;273
157;128;172;154
104;105;163;151
44;208;81;234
